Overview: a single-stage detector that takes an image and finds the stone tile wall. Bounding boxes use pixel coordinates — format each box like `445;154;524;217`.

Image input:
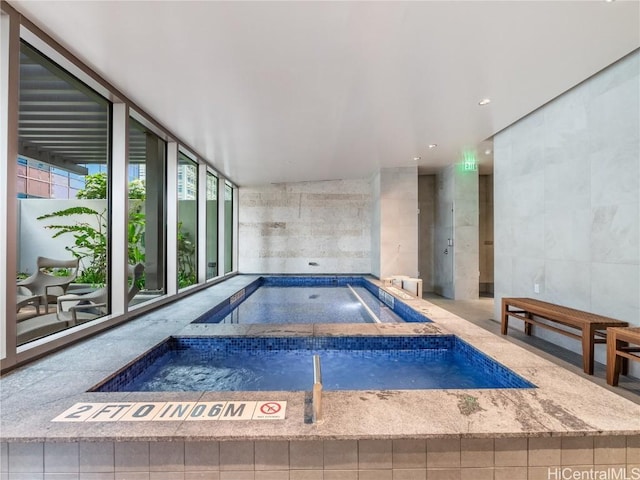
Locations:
2;436;638;479
238;180;372;274
493;49;639;373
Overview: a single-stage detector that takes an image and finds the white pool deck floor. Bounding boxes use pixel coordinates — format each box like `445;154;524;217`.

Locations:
1;275;639;446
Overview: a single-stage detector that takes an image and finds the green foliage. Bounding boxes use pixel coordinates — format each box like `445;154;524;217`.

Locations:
75;172;146;200
39;173;148;285
38;207;108;284
38;206;147;286
76;173;108;199
177;222;196;288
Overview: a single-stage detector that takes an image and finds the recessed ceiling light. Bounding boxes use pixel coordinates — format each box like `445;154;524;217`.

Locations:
478;98;491;106
428;144;438;149
604;0;615;3
413;157;421;161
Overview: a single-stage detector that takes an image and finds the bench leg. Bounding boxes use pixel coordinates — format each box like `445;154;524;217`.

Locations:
582;324;596;375
607;332;623;386
524;312;532;335
501;301;508;335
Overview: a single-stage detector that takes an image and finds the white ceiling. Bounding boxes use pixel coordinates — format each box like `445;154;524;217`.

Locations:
8;0;640;186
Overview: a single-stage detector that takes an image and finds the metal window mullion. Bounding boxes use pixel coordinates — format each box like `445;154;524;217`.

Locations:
166;142;178;295
0;7;20;367
197;161;207;284
218;176;227;277
110;103;128;316
232;185;238;274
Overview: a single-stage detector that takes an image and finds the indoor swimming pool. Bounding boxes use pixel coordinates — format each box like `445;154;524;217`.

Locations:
193;276;428;324
92;336;535;392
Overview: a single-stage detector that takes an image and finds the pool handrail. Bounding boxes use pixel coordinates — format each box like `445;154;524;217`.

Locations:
346;284;381;323
312;354;323;423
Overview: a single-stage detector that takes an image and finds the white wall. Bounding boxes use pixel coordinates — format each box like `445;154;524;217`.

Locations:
479;175;494;293
434;167;454;298
418;175;436;292
494;51;639;373
378;167;418;279
370;171;381;278
433;165;480;300
238;179;372;274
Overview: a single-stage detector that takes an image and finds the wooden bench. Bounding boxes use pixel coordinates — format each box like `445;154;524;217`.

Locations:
501;297;628;375
607;327;640;386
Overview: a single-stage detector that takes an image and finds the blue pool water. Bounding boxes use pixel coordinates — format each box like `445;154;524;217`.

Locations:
194;276;428;324
93;336;535;392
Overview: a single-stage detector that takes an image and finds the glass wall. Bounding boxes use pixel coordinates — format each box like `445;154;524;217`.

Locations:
224;181;234;274
128;118;167;304
177;152;198;288
206;172;218;279
16;41;110;345
2;8;239;371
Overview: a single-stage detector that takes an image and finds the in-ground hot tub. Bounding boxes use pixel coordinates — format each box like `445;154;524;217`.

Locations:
91;335;535;392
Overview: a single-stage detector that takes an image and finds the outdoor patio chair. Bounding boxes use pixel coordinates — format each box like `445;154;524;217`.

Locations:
17;256;79;314
57;263;144;325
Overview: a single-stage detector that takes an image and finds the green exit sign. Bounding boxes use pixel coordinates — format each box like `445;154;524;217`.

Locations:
463;151;477;171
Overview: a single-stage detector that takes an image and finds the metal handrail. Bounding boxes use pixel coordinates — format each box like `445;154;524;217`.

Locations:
312;354;323;423
346;284;381;323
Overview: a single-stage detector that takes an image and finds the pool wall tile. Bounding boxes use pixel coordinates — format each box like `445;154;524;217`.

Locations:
322;470;358;480
79;472;117;480
44;443;79;473
8;442;44;473
392;440;426;469
323;441;358;470
3;438;639;475
219;442;254;471
1;443;7;473
460;467;493;480
527;437;561;466
289;470;322;480
528;466;561;480
493;438;527;467
79;442;114;472
425;468;461;480
390;469;426;480
185;442;219;471
593;436;626;465
254;471;289;480
358;469;392;480
254;442;289;471
426;438;460;468
460;439;493;468
494;466;527;480
185;472;220;480
358;440;392;470
289;441;323;470
114;442;149;472
114;442;150;472
560;437;593;465
150;472;185;480
150;441;185;471
629;435;640;462
219;471;255;480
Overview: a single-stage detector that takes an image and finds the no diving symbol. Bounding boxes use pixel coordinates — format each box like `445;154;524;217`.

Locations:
260;402;281;415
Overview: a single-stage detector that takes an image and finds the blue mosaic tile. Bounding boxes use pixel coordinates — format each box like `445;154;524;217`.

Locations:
93;335;535;392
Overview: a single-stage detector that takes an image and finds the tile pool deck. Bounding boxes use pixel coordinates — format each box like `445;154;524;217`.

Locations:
1;275;639;476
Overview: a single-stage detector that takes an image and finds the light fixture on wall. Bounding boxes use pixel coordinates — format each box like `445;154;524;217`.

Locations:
413;157;421;161
478;98;491;106
428;144;438;149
